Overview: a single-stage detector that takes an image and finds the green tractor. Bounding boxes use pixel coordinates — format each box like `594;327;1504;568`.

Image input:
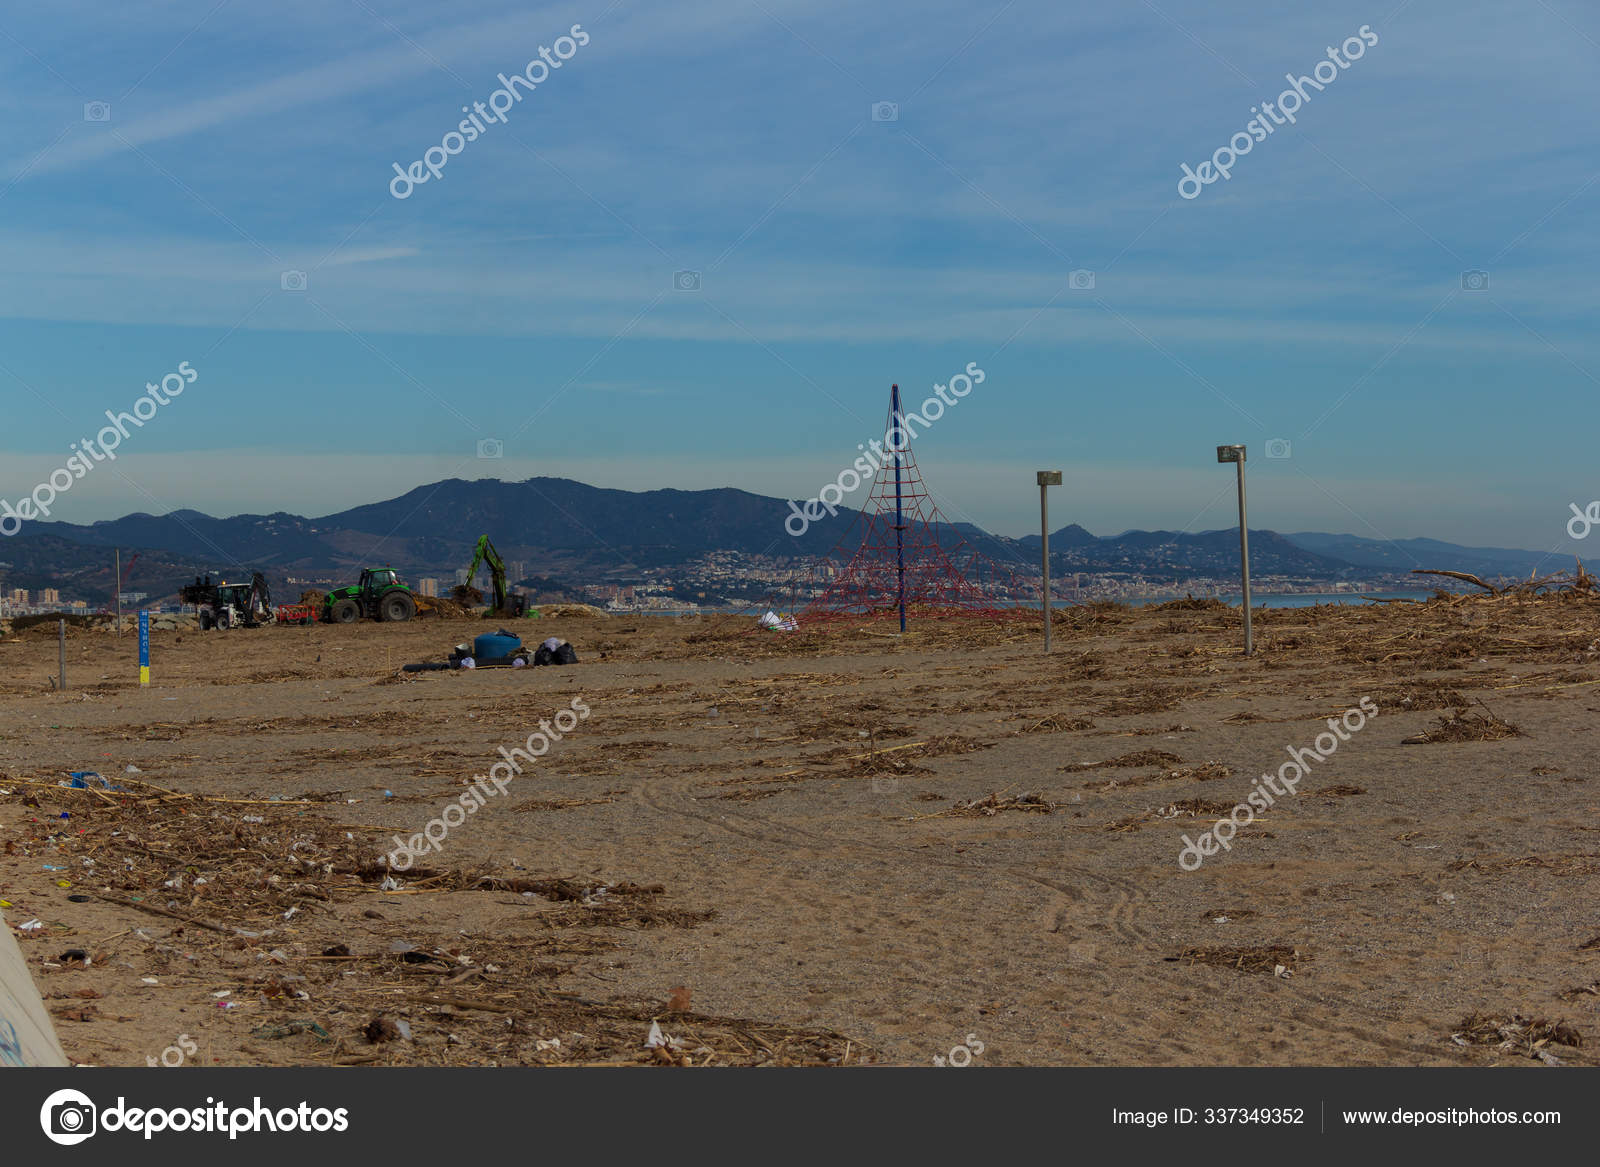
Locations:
322;567;418;624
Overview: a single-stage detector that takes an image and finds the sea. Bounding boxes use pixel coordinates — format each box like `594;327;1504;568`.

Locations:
1125;590;1433;609
629;590;1435;617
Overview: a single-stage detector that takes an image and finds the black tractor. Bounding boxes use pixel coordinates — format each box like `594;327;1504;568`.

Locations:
180;572;272;630
322;567;418;624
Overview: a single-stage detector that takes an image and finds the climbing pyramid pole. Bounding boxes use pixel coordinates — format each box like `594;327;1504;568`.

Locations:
803;383;1028;626
891;381;907;632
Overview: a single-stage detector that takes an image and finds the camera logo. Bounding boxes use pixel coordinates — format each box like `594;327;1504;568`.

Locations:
1264;437;1291;459
673;270;701;291
1461;269;1489;292
281;270;307;292
871;101;899;122
40;1088;97;1146
476;437;504;460
83;101;111;122
1068;269;1096;291
870;776;898;794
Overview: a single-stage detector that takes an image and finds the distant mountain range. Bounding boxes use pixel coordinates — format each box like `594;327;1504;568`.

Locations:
0;477;1558;604
1284;532;1564;579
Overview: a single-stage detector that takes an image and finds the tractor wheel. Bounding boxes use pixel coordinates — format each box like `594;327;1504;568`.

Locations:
380;591;417;623
330;599;360;624
198;610;214;631
216;609;233;630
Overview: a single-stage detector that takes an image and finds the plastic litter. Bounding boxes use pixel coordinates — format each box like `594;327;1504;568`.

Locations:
251;1020;331;1041
65;771;126;792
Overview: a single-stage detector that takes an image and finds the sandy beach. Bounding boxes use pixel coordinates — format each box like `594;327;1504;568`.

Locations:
2;595;1597;1067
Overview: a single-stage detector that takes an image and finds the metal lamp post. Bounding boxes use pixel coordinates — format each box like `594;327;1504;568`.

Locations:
1216;445;1253;655
1037;471;1062;653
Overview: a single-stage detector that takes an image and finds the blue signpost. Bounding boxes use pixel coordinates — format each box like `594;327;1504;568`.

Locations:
138;610;150;686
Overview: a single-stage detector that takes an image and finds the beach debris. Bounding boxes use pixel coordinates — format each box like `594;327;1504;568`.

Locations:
1064;749;1185;772
644;1020;691;1065
667;985;692;1012
533;637;579;665
364;1016;403;1043
1452;1013;1583;1056
1168;945;1308;976
1402;700;1523;744
937;792;1052;818
1105;798;1235;833
61;771;127;792
251;1019;332;1041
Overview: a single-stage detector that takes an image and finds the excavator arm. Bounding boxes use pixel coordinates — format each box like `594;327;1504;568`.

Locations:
464;535;508;612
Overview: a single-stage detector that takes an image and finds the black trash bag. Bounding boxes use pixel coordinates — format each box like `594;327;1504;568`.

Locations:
531;640;579;666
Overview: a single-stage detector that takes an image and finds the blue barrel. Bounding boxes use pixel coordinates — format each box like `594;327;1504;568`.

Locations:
473;633;522;662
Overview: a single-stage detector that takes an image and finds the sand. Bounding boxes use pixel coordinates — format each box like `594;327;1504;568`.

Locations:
1;596;1597;1067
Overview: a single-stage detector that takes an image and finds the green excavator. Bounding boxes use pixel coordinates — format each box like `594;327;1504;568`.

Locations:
462;535;530;617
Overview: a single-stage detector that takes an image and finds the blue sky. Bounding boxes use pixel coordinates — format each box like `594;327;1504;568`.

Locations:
0;0;1596;556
